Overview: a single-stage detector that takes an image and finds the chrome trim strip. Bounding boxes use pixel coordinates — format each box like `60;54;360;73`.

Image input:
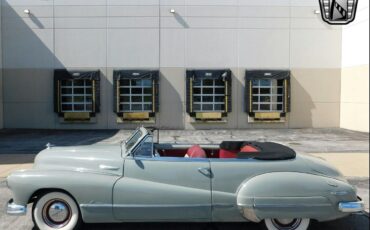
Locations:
114;204;212;208
248;203;332;208
133;156;211;163
331;191;349;196
99;165;120;171
6;199;27;216
339;201;364;213
80;204;212;209
73;168;120;177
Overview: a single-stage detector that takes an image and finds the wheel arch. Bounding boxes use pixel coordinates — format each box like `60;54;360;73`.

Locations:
28;188;78;205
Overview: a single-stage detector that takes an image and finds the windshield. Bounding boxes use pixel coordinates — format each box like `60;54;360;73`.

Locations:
125;129;143;151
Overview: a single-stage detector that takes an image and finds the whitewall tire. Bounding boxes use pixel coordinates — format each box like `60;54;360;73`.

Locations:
32;192;81;230
264;218;310;230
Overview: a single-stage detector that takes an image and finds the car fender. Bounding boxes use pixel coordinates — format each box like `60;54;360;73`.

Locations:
7;169;120;223
236;172;357;222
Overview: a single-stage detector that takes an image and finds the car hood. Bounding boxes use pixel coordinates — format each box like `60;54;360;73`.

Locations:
33;145;124;176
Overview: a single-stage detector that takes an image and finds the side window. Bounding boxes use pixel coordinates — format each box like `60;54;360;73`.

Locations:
134;136;154;158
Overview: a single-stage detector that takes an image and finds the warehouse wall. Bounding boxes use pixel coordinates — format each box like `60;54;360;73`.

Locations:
341;0;369;133
1;0;343;130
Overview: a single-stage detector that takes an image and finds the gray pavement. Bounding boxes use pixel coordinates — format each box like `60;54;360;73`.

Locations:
0;179;368;230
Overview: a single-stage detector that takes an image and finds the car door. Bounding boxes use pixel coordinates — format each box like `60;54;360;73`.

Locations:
113;136;212;221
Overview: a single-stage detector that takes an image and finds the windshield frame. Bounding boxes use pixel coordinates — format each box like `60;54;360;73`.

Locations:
122;127;150;156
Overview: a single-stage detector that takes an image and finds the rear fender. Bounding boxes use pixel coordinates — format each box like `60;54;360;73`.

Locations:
236;172;357;222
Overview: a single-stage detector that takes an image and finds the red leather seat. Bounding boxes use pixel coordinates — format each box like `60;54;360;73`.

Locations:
186;145;207;158
240;145;259;153
219;149;238;158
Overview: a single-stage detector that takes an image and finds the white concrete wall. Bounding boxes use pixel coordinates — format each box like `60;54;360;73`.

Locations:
341;0;369;133
1;0;344;129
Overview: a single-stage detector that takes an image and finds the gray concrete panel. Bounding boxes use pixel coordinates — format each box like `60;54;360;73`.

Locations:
54;29;106;68
186;29;238;68
3;102;55;129
3;69;53;103
2;28;54;68
107;29;159;68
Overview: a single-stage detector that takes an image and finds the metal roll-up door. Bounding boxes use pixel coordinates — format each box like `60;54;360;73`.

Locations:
186;69;232;120
245;70;291;120
54;69;100;120
114;70;159;121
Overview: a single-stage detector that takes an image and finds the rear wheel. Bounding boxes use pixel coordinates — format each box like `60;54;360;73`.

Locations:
264;218;310;230
32;192;81;230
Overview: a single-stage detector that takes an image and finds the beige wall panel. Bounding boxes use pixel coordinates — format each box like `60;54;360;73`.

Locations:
340;65;369;132
289;69;341;128
340;103;369;133
291;69;342;103
158;68;185;129
289;102;340;128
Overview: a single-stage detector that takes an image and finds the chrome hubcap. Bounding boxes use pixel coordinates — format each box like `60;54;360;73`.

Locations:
42;199;72;229
271;218;302;230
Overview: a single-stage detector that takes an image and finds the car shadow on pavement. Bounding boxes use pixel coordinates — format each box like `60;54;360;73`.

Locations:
0;154;36;165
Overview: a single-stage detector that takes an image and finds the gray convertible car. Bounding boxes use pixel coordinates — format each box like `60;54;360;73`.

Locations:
6;127;364;230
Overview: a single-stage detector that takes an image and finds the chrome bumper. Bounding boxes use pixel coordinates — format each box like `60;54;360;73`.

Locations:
6;199;27;216
339;199;364;213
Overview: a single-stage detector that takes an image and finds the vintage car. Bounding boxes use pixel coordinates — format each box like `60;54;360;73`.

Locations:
6;127;364;230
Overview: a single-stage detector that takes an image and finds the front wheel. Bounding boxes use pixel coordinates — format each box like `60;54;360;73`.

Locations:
32;192;82;230
264;218;310;230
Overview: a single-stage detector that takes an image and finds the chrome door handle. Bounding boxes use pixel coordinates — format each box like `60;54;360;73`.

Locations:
198;167;212;177
99;165;120;171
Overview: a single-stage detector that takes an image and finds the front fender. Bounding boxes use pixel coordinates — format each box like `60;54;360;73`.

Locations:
237;172;358;222
7;169;120;223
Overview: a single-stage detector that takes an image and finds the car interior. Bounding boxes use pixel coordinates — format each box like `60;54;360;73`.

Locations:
153;141;297;161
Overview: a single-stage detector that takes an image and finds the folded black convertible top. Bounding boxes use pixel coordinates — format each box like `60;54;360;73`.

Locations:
220;141;296;161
